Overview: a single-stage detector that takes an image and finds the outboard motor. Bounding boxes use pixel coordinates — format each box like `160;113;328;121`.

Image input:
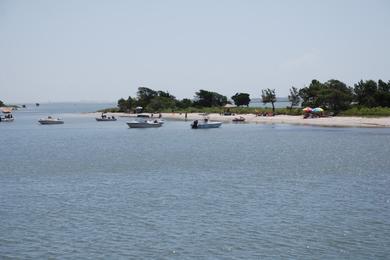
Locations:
191;120;198;129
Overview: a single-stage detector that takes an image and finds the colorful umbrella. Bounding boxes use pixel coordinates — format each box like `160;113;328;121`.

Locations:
312;107;324;113
302;107;312;113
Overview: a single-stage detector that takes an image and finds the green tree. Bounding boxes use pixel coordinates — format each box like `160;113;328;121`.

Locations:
300;79;353;114
353;80;378;107
261;88;276;113
321;80;353;113
176;98;193;109
375;80;390;107
157;90;175;99
0;100;4;107
299;79;323;108
137;87;157;108
146;96;176;112
117;96;135;112
194;89;227;107
288;86;300;110
117;98;127;112
378;79;390;92
231;93;251;106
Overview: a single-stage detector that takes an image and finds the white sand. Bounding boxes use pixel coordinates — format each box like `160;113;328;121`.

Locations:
90;112;390;128
161;113;390;128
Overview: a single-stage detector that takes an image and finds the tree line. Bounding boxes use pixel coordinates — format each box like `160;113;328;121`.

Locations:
117;79;390;114
117;87;252;113
294;79;390;114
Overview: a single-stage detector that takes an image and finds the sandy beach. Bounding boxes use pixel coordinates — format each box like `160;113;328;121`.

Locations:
92;112;390;128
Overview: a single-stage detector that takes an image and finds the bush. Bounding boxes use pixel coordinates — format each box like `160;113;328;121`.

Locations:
340;107;390;117
98;107;120;113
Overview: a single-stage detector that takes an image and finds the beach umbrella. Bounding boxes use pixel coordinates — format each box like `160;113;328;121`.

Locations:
302;107;312;113
312;107;324;113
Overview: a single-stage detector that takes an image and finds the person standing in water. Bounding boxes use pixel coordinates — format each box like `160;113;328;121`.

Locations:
185;112;187;121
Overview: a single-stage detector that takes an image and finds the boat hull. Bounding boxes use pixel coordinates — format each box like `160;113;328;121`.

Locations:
197;123;222;128
0;118;14;122
96;118;117;121
127;121;162;128
192;121;222;129
39;120;64;125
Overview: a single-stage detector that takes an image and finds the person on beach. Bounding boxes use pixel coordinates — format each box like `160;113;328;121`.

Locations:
185;112;187;121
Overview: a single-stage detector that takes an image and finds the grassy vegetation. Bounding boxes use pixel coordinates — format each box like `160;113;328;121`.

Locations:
339;107;390;117
97;107;120;113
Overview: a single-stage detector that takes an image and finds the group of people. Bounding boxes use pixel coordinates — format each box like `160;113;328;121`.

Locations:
101;113;115;120
0;113;13;121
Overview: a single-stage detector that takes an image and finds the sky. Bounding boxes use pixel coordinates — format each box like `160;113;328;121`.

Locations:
1;0;390;103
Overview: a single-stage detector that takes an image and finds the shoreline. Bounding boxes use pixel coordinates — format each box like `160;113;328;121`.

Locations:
89;112;390;128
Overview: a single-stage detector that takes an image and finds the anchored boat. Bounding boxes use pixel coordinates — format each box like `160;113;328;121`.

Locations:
96;113;117;121
191;118;222;129
38;116;64;125
0;108;14;122
127;119;163;128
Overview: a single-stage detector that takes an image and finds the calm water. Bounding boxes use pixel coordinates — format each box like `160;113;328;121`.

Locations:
1;104;390;259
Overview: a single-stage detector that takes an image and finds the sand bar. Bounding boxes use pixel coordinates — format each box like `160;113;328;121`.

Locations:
90;112;390;128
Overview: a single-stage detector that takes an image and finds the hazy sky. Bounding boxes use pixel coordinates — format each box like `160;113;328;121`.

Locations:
1;0;390;103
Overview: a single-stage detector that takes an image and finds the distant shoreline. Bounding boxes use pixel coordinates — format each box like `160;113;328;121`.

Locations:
89;112;390;128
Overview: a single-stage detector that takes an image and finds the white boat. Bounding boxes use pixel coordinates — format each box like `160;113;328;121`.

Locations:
191;119;222;129
127;119;163;128
39;116;64;125
96;114;117;121
0;117;14;122
1;108;14;122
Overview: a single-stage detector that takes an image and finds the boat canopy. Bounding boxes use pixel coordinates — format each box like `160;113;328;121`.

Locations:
1;107;12;113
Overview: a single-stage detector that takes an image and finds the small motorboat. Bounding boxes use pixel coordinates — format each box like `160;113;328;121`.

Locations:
96;117;117;121
232;116;245;122
191;119;222;129
127;119;163;128
0;108;14;122
96;113;117;121
0;116;14;122
38;116;64;125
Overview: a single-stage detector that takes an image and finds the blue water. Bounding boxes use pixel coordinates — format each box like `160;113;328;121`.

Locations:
1;103;390;259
